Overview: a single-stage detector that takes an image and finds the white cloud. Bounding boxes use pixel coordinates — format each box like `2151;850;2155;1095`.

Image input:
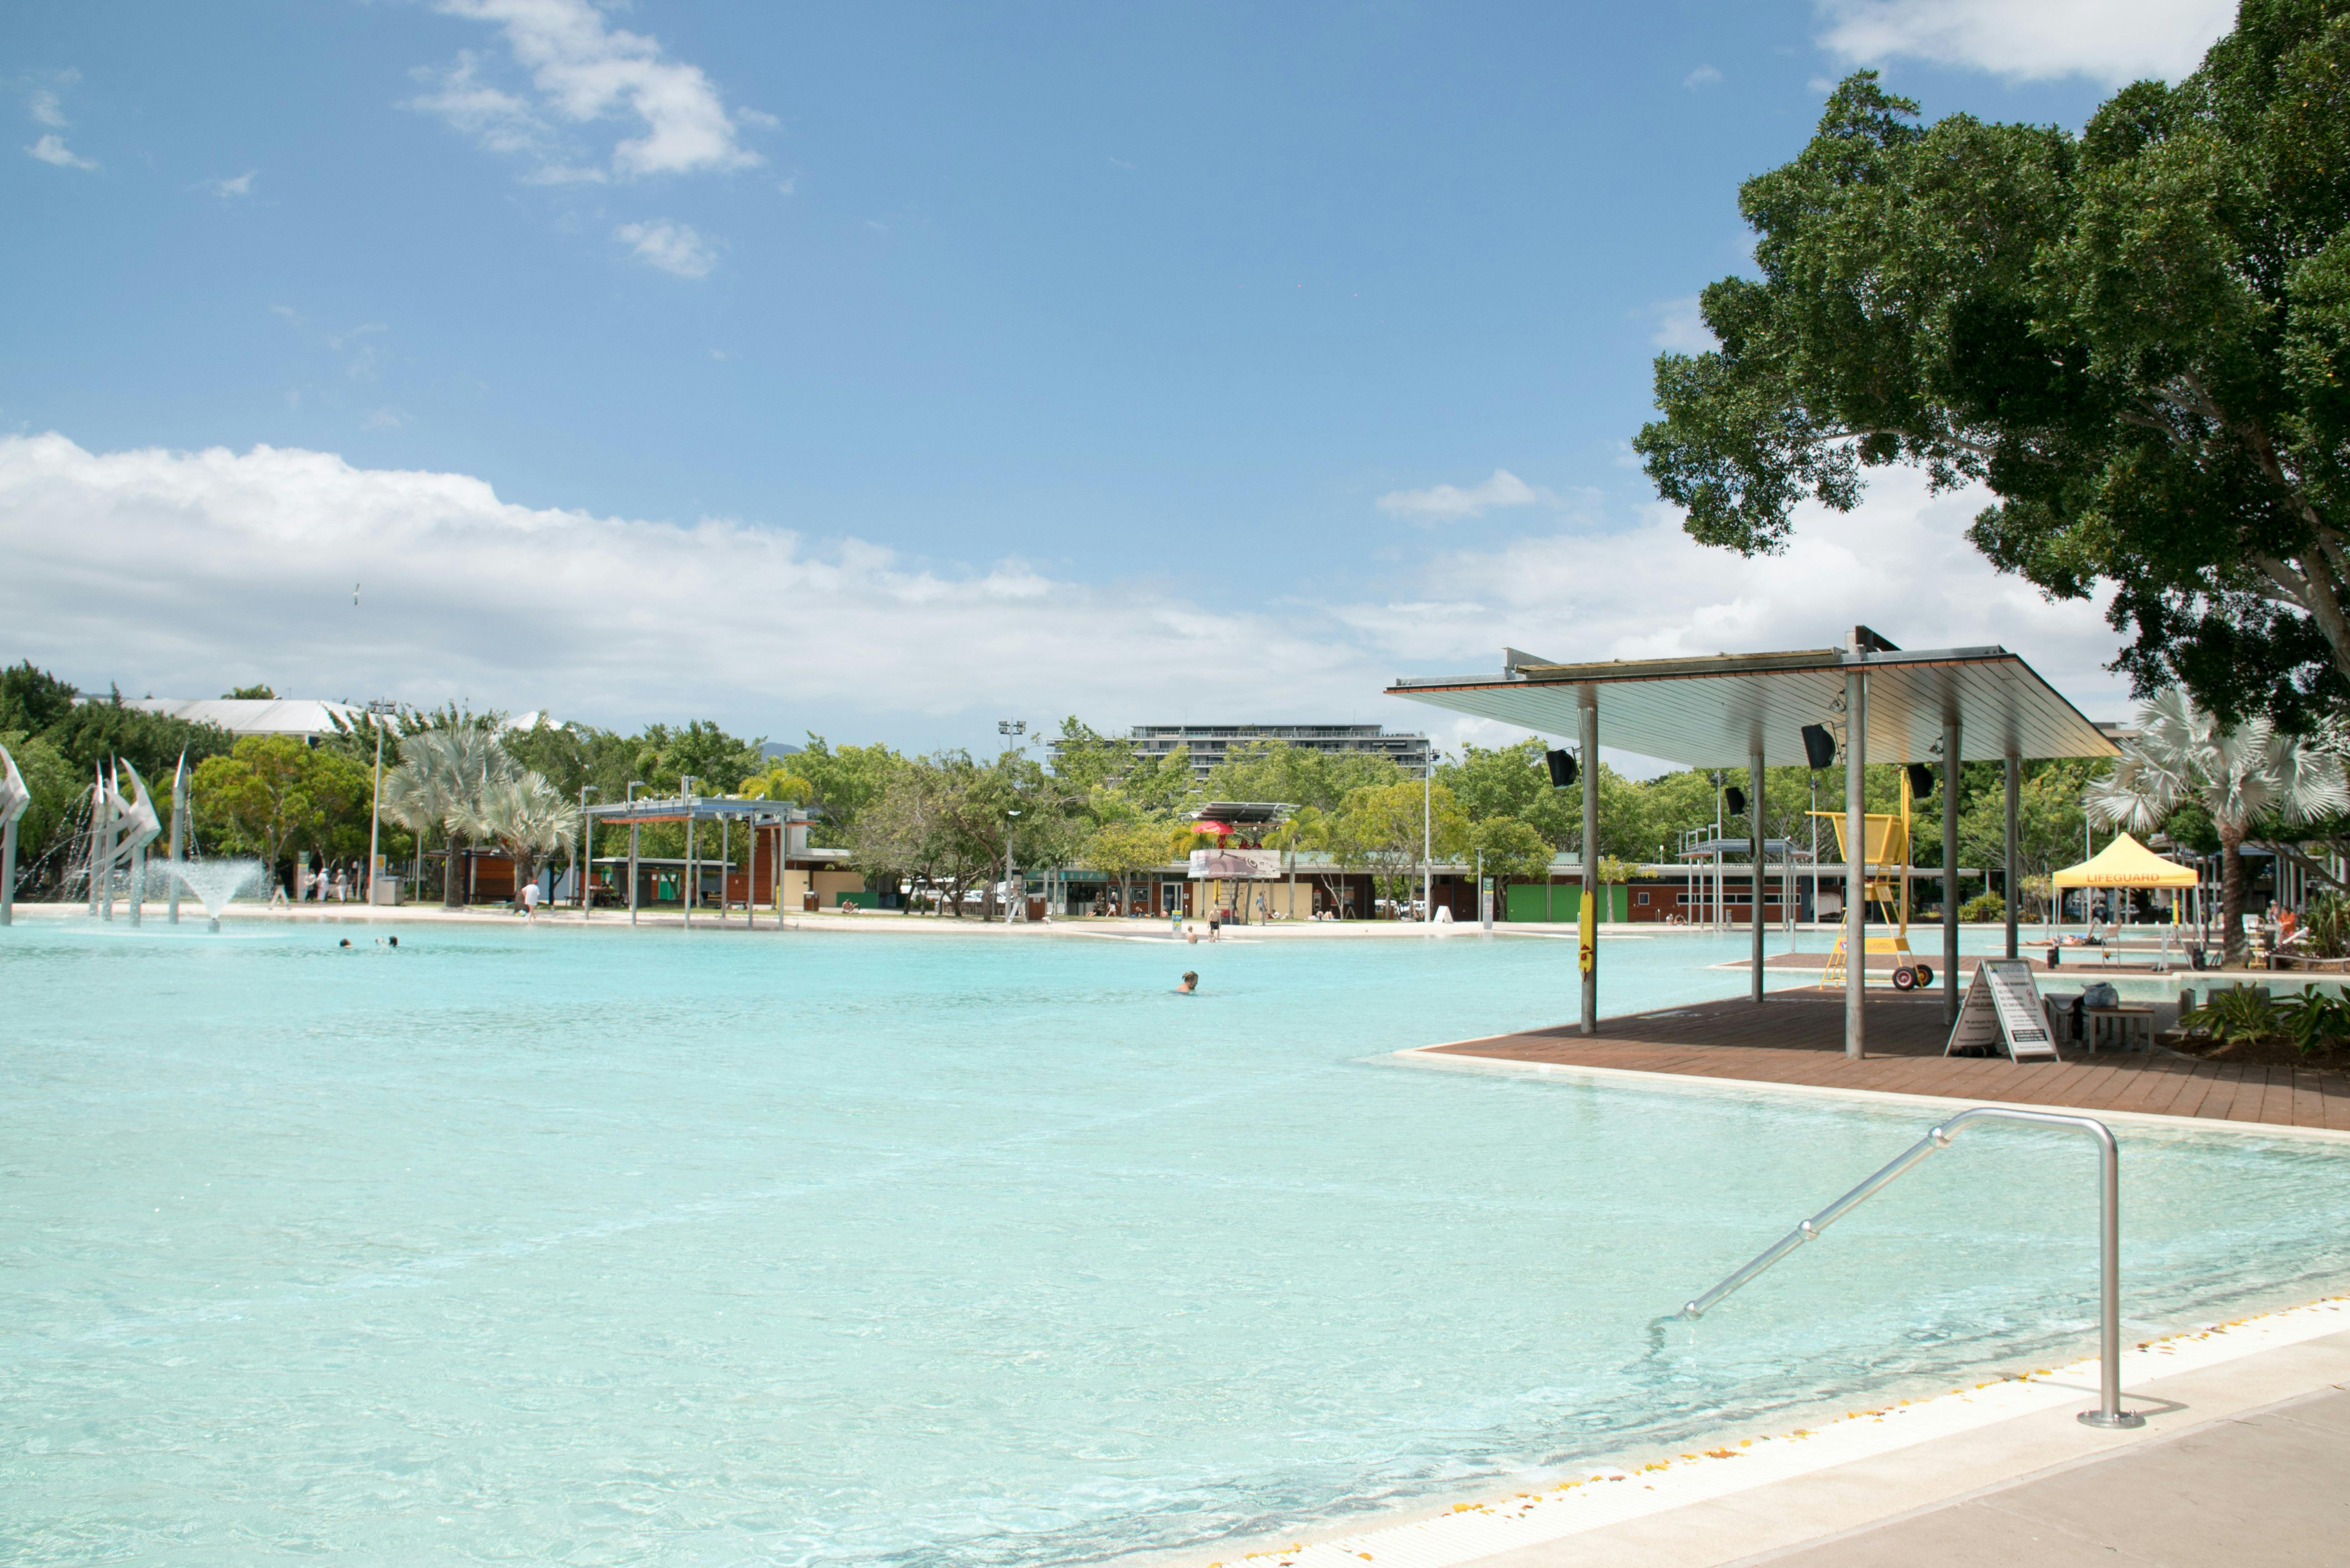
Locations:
24;70;81;149
615;219;718;278
0;435;2136;757
411;0;763;181
0;434;1385;734
1376;469;1550;523
1333;467;2133;758
203;170;258;198
363;407;408;430
1649;296;1715;353
1815;0;2234;85
326;323;389;379
1683;64;1723;88
27;132;96;170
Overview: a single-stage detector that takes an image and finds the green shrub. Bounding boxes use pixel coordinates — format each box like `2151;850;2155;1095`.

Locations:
2275;985;2350;1054
2304;894;2350;960
2180;985;2282;1049
1959;891;2005;923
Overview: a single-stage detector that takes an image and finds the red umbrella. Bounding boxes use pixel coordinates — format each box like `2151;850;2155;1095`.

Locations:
1191;820;1236;838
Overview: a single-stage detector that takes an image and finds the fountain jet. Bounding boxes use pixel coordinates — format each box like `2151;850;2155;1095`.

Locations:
152;858;263;933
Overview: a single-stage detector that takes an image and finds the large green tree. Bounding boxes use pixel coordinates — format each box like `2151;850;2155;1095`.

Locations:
192;736;368;890
1636;1;2350;724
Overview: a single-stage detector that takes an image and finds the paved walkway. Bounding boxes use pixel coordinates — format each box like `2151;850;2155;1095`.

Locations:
1428;990;2350;1131
1752;1385;2350;1566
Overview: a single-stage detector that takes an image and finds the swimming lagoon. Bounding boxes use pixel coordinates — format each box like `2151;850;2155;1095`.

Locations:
6;920;2349;1565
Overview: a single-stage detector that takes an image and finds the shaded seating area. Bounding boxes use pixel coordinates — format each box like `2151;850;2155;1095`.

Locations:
1424;989;2350;1131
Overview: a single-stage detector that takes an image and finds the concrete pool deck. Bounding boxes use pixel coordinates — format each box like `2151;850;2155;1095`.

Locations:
1187;1298;2350;1568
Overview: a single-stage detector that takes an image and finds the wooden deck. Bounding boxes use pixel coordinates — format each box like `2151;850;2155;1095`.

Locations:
1429;990;2350;1132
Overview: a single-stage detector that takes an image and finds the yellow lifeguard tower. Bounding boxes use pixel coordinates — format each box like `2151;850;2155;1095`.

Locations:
1814;767;1936;991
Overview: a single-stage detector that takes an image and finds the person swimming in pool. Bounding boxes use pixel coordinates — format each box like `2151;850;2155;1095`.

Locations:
1176;971;1198;994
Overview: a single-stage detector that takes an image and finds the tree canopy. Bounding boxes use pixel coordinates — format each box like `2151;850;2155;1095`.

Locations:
1634;0;2350;725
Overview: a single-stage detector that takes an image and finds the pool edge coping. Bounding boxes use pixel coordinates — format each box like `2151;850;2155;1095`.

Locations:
1163;1292;2350;1568
1387;1038;2350;1143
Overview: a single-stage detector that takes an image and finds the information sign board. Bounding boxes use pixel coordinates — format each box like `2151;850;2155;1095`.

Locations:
1944;959;2059;1060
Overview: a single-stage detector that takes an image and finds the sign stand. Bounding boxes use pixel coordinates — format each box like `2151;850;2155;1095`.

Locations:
1945;959;2059;1060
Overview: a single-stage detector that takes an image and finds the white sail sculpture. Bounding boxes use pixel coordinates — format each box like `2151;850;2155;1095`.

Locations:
0;744;28;926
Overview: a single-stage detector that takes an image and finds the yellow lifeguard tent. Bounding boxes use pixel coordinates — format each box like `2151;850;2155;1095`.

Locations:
2052;832;2197;959
2051;832;2198;892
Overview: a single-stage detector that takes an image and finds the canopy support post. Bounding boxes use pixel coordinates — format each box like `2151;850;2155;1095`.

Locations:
1580;689;1599;1035
1751;744;1765;1003
1943;716;1961;1025
2004;752;2021;960
1845;657;1867;1060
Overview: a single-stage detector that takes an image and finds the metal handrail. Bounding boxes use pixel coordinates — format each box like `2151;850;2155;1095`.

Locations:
1676;1106;2144;1429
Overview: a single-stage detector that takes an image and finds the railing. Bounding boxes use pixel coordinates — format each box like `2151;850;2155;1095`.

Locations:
1675;1106;2143;1429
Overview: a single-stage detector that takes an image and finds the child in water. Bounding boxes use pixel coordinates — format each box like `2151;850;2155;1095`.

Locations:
1176;971;1198;994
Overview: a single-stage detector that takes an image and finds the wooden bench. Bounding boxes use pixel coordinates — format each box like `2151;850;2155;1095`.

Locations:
2085;1005;2155;1053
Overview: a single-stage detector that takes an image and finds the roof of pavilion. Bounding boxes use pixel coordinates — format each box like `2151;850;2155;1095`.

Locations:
583;794;812;826
1386;642;2117;769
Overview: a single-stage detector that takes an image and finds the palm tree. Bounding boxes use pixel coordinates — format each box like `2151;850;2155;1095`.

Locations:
1262;806;1335;919
738;765;815;803
2082;690;2347;965
457;771;580;904
381;728;512;908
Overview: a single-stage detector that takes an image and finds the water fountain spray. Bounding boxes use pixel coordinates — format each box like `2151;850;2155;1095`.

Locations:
156;857;263;933
89;764;116;920
168;751;188;925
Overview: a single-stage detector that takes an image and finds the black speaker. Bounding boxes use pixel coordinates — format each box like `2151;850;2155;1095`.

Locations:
1801;724;1836;769
1544;749;1577;789
1724;786;1747;816
1906;763;1935;801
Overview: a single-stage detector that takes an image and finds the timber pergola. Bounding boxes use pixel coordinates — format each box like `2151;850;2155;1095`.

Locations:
1386;628;2118;1057
582;792;810;929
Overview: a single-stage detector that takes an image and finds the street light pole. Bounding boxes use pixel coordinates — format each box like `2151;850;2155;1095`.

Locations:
576;784;599;919
364;699;397;906
681;775;699;928
626;780;647;927
1422;759;1432;921
1004;806;1021;925
998;719;1027;925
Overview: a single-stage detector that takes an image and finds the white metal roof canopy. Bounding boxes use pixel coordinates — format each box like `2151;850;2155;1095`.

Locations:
1385;645;2116;769
1384;633;2117;1061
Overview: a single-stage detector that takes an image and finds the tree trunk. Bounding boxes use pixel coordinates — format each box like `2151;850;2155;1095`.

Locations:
443;829;465;909
2219;823;2248;967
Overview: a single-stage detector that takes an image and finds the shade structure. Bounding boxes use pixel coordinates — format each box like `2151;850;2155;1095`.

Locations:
1385;634;2120;1060
2053;832;2198;890
1386;644;2116;768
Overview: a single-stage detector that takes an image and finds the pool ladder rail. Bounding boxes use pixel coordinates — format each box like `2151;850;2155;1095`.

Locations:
1674;1106;2144;1430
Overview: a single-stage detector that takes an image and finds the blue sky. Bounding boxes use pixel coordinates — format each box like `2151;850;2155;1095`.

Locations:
0;1;2235;762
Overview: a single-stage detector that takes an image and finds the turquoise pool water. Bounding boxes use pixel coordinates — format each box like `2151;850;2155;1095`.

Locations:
5;919;2348;1566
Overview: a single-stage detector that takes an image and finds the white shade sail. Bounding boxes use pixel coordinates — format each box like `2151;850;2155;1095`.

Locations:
1386;645;2116;769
